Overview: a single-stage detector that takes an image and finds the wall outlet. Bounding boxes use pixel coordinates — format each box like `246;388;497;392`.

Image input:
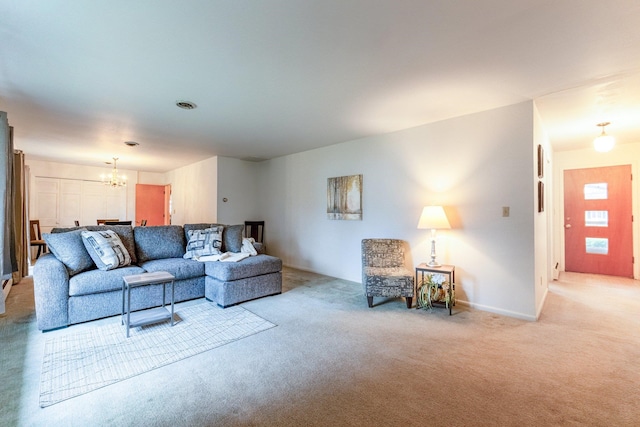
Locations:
502;206;510;217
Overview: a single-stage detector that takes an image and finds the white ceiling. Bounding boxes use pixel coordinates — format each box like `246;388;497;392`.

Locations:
2;1;640;173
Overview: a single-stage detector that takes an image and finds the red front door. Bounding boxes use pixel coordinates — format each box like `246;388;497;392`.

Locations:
564;165;633;277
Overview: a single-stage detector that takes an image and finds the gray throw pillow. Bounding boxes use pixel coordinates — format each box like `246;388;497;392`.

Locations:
134;225;185;263
43;228;95;275
224;225;244;253
81;230;132;271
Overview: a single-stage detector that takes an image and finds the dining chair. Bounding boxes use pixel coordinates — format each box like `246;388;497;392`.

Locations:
29;220;48;259
104;221;132;225
97;219;118;225
244;221;264;243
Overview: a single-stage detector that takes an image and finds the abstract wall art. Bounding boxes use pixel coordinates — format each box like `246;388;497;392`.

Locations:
327;174;362;220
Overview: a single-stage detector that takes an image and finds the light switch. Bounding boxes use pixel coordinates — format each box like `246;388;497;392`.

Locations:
502;206;510;217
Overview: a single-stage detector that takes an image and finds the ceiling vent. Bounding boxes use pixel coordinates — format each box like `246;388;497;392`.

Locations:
176;100;197;110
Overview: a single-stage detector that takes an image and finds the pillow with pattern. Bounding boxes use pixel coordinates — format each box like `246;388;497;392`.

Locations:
81;229;131;271
184;226;224;260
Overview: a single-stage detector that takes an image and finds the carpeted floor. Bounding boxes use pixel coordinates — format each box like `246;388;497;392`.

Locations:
40;303;275;407
1;267;639;426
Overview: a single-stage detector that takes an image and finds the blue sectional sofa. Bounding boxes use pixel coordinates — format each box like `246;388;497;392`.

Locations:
33;224;282;331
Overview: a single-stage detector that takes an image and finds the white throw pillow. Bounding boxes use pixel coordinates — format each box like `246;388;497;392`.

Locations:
81;230;131;271
184;226;224;259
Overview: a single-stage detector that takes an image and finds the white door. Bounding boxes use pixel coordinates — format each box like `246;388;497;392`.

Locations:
59;180;82;227
34;177;59;232
105;186;127;221
81;181;108;225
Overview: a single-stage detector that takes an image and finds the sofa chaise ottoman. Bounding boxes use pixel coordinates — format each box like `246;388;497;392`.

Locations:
183;223;282;307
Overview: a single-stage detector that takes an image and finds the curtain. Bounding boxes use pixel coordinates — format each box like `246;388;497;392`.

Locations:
1;111;17;278
12;149;27;282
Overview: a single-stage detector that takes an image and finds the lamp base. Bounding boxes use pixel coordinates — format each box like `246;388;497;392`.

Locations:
428;237;441;267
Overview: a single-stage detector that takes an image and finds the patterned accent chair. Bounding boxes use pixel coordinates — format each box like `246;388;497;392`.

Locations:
361;239;414;308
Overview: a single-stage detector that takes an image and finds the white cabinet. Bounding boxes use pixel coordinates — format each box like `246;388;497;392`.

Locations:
33;177;127;232
59;180;82;227
34;178;61;230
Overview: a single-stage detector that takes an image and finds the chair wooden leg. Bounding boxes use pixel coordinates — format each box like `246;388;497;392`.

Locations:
367;296;373;308
406;297;413;309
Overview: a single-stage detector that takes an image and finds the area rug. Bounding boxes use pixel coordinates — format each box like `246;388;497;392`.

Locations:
39;302;276;407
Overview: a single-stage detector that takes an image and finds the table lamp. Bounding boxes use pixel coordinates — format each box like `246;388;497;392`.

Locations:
417;206;451;267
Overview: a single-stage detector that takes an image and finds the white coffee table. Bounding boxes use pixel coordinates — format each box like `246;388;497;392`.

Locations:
122;271;175;338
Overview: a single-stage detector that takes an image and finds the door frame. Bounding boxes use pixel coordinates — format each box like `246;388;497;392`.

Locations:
554;151;639;279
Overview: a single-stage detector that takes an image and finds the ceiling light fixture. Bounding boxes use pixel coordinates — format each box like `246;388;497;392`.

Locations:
593;122;614;152
100;157;127;188
176;100;197;110
124;141;139;147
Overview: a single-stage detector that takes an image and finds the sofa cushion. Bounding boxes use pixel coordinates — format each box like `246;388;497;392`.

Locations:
138;258;205;280
52;225;137;264
43;229;95;276
134;225;185;263
204;254;282;281
69;265;146;296
81;229;132;270
184;226;224;259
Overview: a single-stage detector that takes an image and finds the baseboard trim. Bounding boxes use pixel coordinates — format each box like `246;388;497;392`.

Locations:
455;299;537;321
1;277;13;315
535;284;550;320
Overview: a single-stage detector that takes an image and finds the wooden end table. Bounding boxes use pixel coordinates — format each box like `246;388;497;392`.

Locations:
415;264;455;315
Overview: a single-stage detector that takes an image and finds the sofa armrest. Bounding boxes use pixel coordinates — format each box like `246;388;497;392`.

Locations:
33;253;70;331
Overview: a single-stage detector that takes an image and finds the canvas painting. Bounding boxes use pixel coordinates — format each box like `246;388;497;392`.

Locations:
327;174;362;220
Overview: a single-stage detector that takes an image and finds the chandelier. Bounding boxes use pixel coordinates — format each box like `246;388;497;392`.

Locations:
101;157;127;187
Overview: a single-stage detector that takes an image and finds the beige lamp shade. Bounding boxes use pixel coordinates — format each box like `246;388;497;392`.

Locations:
417;206;451;230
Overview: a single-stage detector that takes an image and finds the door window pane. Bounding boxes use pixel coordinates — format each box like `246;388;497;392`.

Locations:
585;211;608;227
586;238;608;255
584;183;607;200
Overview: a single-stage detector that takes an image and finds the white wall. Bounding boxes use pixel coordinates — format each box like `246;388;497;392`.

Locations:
553;142;640;279
259;101;539;320
216;157;261;225
138;171;166;185
533;105;552;318
164;156;218;225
